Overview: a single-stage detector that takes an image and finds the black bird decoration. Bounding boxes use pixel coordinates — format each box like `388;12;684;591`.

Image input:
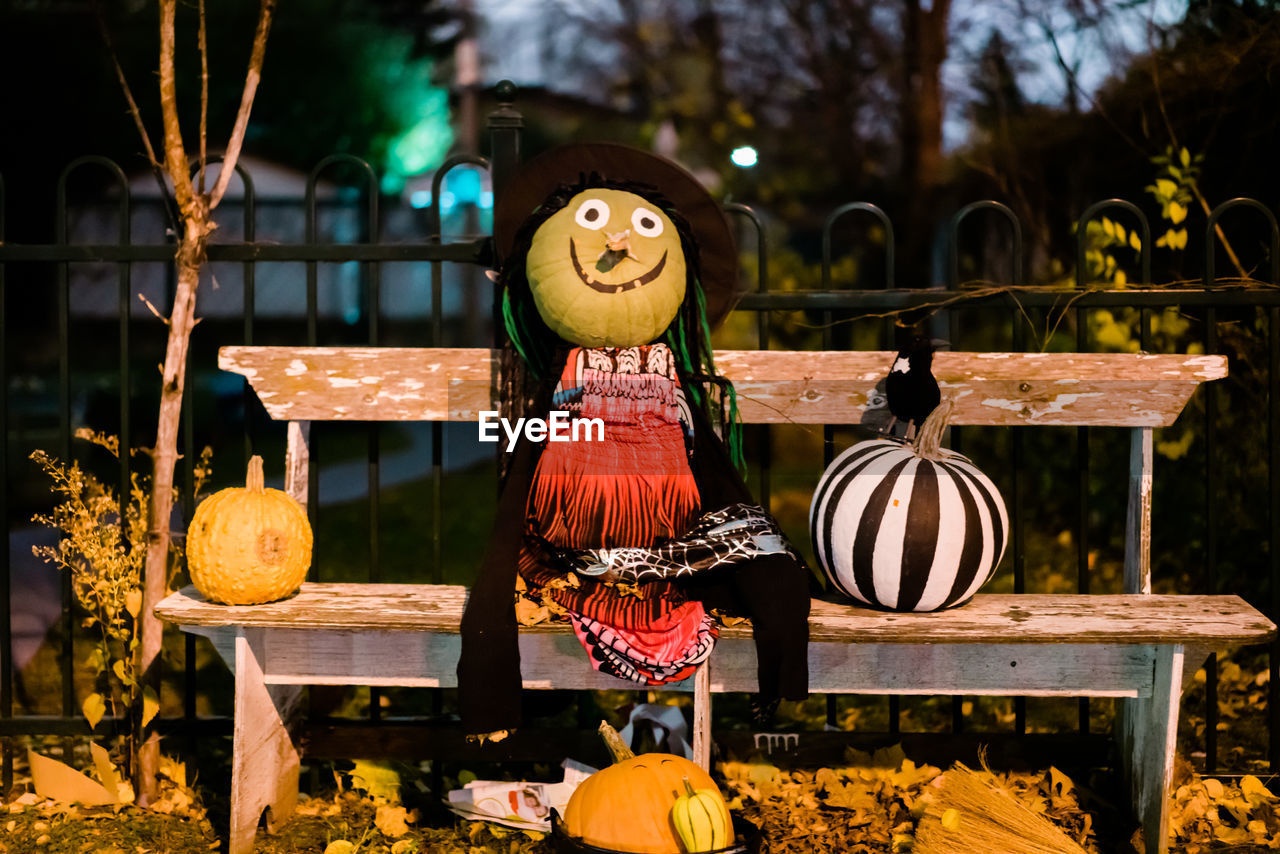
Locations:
884;335;943;440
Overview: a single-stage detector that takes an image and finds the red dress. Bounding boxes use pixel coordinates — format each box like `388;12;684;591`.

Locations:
518;344;718;683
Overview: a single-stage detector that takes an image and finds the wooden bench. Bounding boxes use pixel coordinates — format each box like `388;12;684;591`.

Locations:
156;346;1276;854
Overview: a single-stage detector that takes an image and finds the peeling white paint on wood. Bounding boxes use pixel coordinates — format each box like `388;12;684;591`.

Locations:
156;585;1277;646
218;347;1227;426
230;630;303;854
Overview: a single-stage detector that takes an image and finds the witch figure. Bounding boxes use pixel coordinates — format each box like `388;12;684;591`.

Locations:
458;143;811;738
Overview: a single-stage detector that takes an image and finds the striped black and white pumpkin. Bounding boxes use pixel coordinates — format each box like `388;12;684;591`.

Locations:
810;437;1008;611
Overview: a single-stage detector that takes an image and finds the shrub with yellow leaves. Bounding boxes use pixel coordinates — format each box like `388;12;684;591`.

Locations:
29;431;212;779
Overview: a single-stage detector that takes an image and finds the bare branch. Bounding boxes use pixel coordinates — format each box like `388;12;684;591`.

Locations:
158;0;197;217
198;0;209;195
92;0;179;234
137;294;169;324
209;0;277;210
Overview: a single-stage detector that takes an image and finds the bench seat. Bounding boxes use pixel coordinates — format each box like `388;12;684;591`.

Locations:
159;583;1273;644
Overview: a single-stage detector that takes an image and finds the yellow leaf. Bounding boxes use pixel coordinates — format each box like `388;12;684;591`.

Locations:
375;804;410;838
514;596;549;626
1115;270;1127;286
160;755;187;789
1203;777;1225;799
27;749;117;806
1102;218;1116;238
350;759;402;802
1172;229;1188;249
1115;223;1127;243
89;742;128;805
871;743;907;769
941;808;961;830
323;843;356;854
1048;766;1074;798
1129;231;1142;251
1240;774;1274;804
747;763;780;787
112;661;127;684
125;589;142;619
1169;202;1188;225
1181;147;1191;168
82;693;106;731
1156;179;1178;199
390;841;415;854
141;686;159;728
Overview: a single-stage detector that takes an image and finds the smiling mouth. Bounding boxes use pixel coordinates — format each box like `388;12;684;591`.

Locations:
569;238;668;294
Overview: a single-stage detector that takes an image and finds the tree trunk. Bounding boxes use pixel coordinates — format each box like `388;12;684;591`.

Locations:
136;218;206;803
900;0;952;287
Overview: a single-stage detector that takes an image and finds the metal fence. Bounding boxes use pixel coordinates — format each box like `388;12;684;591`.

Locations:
2;87;1278;793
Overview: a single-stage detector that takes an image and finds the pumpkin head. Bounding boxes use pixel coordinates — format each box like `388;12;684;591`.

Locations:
563;753;724;854
526;188;687;347
810;401;1008;611
187;456;313;605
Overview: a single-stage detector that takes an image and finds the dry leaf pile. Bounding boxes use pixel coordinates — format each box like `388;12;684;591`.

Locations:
719;744;940;853
0;787;216;854
268;789;552;854
1161;772;1280;851
719;746;1108;854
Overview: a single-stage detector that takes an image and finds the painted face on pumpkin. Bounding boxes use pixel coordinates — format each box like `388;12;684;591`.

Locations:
525;188;687;348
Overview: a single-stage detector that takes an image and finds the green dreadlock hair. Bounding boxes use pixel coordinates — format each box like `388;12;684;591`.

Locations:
497;173;745;477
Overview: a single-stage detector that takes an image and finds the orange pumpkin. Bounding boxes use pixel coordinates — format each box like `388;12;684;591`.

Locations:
187;455;312;605
562;723;727;854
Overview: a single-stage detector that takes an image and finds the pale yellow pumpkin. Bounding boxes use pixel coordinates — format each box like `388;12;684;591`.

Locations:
186;456;312;605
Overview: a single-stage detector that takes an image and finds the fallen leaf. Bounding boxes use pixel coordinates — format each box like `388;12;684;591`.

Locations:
350;759;401;802
322;842;356;854
1241;775;1274;805
376;804;411;838
90;742;128;805
27;749;117;806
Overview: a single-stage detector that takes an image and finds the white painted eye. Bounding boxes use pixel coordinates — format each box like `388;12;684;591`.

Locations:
631;207;664;238
574;199;610;230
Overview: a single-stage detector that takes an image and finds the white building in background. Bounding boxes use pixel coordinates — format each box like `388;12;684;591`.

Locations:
63;154;494;338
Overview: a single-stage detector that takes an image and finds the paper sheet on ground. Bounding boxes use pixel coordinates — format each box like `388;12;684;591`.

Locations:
445;759;596;831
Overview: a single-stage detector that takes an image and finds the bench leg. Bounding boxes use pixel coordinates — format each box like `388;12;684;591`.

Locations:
231;629;304;854
1116;644;1183;854
693;662;711;771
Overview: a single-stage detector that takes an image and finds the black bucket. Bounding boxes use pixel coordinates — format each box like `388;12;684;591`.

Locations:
550;810;762;854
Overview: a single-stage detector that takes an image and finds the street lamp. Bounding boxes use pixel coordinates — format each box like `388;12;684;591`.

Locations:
730;146;758;168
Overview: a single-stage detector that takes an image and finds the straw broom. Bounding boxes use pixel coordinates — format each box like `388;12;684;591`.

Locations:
915;762;1088;854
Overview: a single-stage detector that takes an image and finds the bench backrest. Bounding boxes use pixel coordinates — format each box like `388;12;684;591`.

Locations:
220;346;1227;594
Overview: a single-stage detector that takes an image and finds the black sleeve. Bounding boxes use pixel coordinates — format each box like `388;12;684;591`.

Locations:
457;436;541;735
686;402;811;702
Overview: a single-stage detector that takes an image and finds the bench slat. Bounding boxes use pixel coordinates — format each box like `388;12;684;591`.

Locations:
156;584;1275;646
219;347;1226;427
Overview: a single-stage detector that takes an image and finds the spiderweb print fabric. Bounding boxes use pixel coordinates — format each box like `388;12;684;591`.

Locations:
556;502;799;583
